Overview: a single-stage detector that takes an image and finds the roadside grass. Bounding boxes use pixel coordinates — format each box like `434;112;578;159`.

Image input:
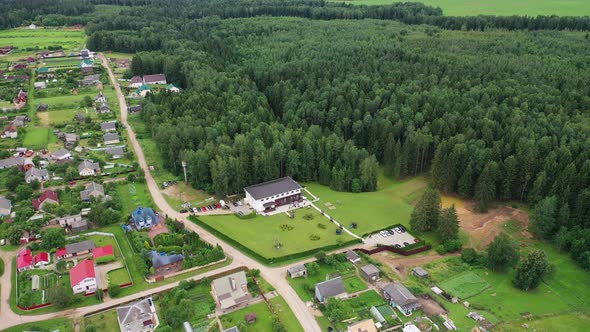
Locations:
22;127;51;148
330;0;590;16
304;175;427;236
82;309;119;332
269;296;305;332
2;318;73;332
439;271;490;299
199;209;354;258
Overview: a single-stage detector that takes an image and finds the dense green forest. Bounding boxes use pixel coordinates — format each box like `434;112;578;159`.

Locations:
3;1;590;267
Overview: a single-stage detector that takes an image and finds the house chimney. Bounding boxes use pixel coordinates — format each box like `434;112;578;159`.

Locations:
230;277;236;291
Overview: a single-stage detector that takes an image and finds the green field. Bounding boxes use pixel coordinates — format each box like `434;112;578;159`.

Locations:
333;0;590;16
495;312;590;332
115;182;154;215
2;318;73;332
305;175;427;236
22;127;51;148
439;271;490;299
199;209;354;258
0;28;85;61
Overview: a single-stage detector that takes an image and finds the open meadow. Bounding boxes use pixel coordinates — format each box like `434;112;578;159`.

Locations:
332;0;590;16
0;28;85;61
305;175;427;236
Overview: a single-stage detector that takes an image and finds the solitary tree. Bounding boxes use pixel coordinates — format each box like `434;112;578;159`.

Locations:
41;228;65;250
514;249;550;290
306;262;320;276
409;188;441;233
487;233;519;272
438;205;459;243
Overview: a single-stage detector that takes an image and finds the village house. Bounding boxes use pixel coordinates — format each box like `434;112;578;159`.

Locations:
116;297;158;332
13;115;30;127
33;252;50;266
100;121;117;132
79;74;101;87
143;74;167;85
0;156;33;170
80;182;106;201
57;240;95;260
95;92;107;104
360;264;381;282
28;23;37;30
346;249;361;264
97;102;111;114
315;277;347;303
81;66;93;75
129;76;143;88
103;133;120;145
13;63;27;70
53;214;88;233
149;251;184;275
17;248;33;272
15;90;27;104
412;267;429;279
94;245;114;260
70;260;97;294
106;146;125;159
287;264;307;278
0;45;13;55
0;196;11;217
128;105;142;113
131;207;158;229
34;81;46;89
1;123;17;139
347;319;377;332
32;190;60;210
212;271;250;311
382;282;421;316
80;48;90;58
244;176;303;213
37;103;48;112
135;84;151;97
51;148;72;160
78;160;100;177
25;167;49;183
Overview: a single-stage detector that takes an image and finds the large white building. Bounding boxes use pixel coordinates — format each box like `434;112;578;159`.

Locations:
244;177;302;213
70;260;97;294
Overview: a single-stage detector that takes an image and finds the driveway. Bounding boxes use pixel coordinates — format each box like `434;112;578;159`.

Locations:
96;261;123;289
365;230;416;247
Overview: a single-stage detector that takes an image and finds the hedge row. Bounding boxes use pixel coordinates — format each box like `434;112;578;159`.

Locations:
190;216;361;266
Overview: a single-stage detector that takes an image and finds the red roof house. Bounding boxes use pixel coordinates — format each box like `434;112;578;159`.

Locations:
13;63;27;70
93;245;114;259
70;260;97;294
56;247;67;258
32;190;59;210
17;248;33;272
33;252;50;266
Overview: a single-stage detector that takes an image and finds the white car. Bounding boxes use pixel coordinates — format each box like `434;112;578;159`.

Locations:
394;227;402;233
380;231;389;237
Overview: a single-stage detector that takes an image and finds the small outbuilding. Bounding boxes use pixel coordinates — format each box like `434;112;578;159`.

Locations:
32;275;40;291
412;266;429;278
245;313;257;324
287;264;307;278
360;264;380;282
346;249;361;264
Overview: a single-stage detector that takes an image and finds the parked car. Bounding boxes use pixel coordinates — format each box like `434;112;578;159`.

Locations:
196;207;202;212
216;203;222;208
394;244;402;249
201;206;207;212
69;181;76;186
388;230;395;235
232;201;238;207
399;227;406;233
180;209;188;213
238;211;244;216
403;241;410;246
207;205;213;210
379;231;389;237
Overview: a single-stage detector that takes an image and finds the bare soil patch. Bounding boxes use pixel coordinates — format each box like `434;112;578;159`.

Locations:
418;295;447;316
37;111;49;126
372;251;460;279
148;221;169;241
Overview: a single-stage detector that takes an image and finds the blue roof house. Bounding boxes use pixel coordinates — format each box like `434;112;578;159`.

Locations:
131;207;158;230
149;251;184;274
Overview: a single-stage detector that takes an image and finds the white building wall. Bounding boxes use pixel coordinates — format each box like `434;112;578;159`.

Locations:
72;277;97;294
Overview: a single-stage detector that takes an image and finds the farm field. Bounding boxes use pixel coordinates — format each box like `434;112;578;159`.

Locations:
0;28;85;61
495;312;590;332
332;0;590;16
2;318;73;332
305;175;427;237
22;127;52;148
198;209;355;259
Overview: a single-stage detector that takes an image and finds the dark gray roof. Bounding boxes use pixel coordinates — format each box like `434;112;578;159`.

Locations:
149;251;184;268
106;146;124;156
65;240;95;255
26;167;48;179
116;298;154;332
412;267;429;277
80;182;105;201
361;264;380;276
315;277;346;298
100;121;116;131
0;196;11;210
244;177;301;200
78;160;100;172
103;133;119;142
346;250;360;261
0;157;24;168
52;148;71;158
383;282;417;306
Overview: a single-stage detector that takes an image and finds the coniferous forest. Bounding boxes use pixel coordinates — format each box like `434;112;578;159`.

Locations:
3;0;590;268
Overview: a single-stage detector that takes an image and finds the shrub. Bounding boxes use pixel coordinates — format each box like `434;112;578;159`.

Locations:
309;234;320;241
317;223;326;229
108;284;121;297
444;239;462;253
95;256;116;264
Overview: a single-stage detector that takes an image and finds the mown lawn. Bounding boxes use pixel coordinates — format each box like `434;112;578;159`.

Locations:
220;301;274;331
0;28;85;61
107;267;131;285
115;181;154;215
3;318;73;332
199;209;354;258
332;0;590;16
305;175;427;237
48;108;97;125
22;127;51;148
82;309;119;332
439;271;490;299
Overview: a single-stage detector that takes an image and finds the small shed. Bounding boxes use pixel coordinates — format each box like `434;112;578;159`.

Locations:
346;249;361;264
412;266;429;278
31;275;40;291
245;313;257;324
287;264;307;278
370;306;386;324
360;264;380;282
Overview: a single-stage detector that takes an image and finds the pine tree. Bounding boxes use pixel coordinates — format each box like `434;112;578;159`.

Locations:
438;205;459;243
410;188;441;233
487;233;519;272
530;196;558;240
514;249;549;290
458;163;474;198
475;161;498;212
